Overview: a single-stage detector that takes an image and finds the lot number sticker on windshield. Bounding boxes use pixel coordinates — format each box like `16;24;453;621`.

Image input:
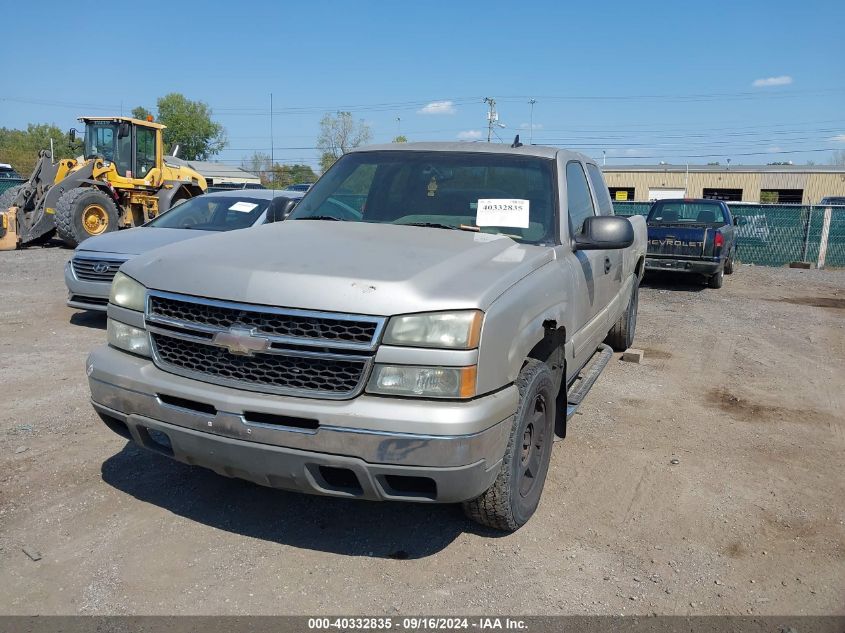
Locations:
229;201;258;213
476;199;530;228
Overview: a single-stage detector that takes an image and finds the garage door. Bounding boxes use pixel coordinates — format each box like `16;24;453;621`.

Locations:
648;188;686;201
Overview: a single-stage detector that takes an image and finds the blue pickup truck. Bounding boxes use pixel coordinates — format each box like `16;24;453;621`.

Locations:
644;198;738;288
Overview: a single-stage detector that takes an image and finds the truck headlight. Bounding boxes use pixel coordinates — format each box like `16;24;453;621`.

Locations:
107;319;151;357
367;365;476;399
110;272;146;311
383;310;482;349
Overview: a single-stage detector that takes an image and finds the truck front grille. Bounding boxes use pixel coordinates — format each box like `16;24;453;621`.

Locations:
145;291;385;399
71;257;126;282
150;334;368;396
149;294;379;346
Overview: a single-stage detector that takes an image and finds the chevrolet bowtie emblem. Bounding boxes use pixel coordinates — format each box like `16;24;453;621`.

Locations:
212;326;271;356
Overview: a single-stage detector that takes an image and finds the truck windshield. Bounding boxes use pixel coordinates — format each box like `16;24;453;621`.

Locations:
648;201;726;225
147;195;272;231
288;151;557;244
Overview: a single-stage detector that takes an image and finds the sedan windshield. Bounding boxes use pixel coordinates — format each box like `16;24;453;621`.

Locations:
288;151;557;244
147;195;273;231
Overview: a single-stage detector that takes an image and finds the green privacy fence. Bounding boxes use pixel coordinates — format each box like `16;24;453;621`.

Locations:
612;201;845;268
0;178;26;195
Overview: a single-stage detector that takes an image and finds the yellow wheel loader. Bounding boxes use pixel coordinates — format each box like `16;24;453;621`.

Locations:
0;116;207;250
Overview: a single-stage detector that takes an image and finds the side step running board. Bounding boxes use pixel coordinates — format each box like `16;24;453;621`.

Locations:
566;344;614;420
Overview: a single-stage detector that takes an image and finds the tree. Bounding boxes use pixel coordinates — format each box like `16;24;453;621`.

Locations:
392;135;408;143
271;163;318;189
831;150;845;165
133;93;226;160
241;151;273;186
131;106;152;121
317;111;372;172
0;123;83;176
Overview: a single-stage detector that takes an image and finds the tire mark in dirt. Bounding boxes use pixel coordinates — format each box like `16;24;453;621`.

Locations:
706;388;838;428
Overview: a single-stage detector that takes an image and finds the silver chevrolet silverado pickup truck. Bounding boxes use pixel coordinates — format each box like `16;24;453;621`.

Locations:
87;142;646;531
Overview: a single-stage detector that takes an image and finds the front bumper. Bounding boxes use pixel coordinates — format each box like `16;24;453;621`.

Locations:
645;257;721;275
87;345;517;503
64;261;111;311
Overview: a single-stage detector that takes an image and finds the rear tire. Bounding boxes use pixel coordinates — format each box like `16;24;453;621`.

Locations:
55;188;120;247
462;359;555;532
724;251;735;275
605;278;639;352
708;269;724;288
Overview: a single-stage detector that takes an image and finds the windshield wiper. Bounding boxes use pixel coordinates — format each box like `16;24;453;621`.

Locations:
296;215;346;221
399;222;479;232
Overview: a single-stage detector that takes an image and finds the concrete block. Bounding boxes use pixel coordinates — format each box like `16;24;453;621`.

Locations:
789;261;813;269
622;348;644;364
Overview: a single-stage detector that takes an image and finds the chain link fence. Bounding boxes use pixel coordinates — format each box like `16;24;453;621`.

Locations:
0;178;26;195
613;202;845;268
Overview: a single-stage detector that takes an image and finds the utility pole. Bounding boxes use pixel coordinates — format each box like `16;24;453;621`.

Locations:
484;97;497;143
396;117;401;137
269;93;274;186
528;99;537;144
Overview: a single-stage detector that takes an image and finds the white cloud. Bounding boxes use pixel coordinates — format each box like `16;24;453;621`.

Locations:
519;122;543;130
829;134;845;143
457;130;482;140
752;75;793;88
417;100;456;115
767;146;783;153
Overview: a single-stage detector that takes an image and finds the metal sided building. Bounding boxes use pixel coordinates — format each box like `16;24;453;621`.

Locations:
601;164;845;204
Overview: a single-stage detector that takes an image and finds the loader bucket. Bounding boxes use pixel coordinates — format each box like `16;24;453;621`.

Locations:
0;207;20;251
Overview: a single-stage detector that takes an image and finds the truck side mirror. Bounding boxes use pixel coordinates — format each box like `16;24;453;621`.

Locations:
118;122;131;138
68;128;77;142
573;216;634;250
733;216;747;226
266;196;298;223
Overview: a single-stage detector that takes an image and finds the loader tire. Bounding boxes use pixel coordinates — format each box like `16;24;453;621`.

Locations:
55;188;119;247
0;184;25;212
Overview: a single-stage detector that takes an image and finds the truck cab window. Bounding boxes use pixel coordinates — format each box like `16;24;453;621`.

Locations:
566;161;596;234
586;163;614;216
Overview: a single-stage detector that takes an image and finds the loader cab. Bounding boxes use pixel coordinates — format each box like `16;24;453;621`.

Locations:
80;117;163;180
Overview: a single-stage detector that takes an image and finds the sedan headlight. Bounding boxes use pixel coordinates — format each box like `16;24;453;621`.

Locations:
110;272;147;311
383;310;482;349
367;364;476;399
107;318;151;357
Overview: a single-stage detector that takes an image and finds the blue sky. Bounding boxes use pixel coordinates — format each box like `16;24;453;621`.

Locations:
3;0;844;170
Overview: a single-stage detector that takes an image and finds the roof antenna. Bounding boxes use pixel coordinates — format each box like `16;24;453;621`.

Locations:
511;134;523;148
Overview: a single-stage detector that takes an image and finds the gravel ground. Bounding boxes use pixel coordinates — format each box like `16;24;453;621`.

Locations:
0;244;843;616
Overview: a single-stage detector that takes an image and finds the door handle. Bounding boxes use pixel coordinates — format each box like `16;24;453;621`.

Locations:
604;257;612;274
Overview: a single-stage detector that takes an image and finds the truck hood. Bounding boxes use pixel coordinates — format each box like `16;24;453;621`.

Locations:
75;227;212;257
122;221;553;315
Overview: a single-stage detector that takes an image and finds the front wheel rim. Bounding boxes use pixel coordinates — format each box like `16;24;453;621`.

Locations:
82;204;109;235
518;393;549;498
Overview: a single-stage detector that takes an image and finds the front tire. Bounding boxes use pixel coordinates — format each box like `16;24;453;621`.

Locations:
605;278;639;352
55;188;120;247
462;359;555;532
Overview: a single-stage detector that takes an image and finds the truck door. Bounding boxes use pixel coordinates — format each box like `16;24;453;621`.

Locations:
585;162;625;315
562;160;607;371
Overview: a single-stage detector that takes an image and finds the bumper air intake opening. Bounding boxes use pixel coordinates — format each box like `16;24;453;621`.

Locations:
316;466;363;495
380;475;438;500
157;394;217;416
97;411;132;441
243;411;319;431
136;426;174;457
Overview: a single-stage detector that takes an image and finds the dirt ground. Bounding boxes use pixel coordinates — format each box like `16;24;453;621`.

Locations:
0;244;843;616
